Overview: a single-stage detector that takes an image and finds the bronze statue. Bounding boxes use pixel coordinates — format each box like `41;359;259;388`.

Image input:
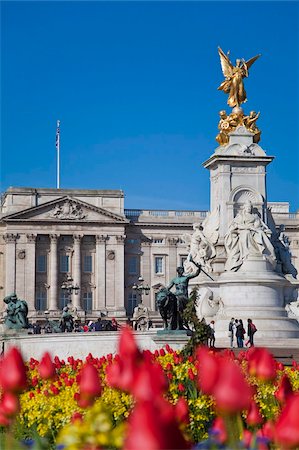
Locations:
3;293;29;330
156;288;178;330
59;306;74;332
218;47;261;108
167;261;201;330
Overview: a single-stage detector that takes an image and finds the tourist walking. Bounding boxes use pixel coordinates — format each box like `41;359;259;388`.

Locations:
236;319;245;347
246;318;257;347
208;320;216;348
228;318;235;348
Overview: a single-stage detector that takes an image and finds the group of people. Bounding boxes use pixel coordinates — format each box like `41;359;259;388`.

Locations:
228;317;257;348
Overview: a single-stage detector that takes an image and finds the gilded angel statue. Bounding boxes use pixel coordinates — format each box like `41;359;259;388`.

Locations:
218;47;261;108
183;206;220;275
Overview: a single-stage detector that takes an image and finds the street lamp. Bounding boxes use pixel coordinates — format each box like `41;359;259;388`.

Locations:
61;275;80;305
132;276;150;303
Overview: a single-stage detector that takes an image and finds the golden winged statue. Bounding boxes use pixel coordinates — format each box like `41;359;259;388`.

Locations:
218;47;261;108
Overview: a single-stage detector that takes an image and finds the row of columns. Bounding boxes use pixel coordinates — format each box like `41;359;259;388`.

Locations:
2;232;125;314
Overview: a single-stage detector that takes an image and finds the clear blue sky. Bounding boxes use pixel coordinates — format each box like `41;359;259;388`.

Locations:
1;1;299;211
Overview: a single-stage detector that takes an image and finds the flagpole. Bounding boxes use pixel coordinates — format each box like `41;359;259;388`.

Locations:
56;120;60;189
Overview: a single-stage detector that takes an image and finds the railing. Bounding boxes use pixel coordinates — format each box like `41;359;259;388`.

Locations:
125;209;297;220
125;209;208;219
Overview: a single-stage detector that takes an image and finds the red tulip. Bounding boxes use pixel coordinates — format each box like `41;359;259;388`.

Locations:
175;397;189;424
0;392;20;416
210;417;227;444
79;363;102;398
0;411;11;427
242;429;253;447
247;347;277;381
178;383;185;392
212;358;252;414
38;352;56;379
124;400;190;450
188;368;195;381
196;346;220;395
246;400;263;426
275;374;293;404
0;347;27;392
274;393;299;448
256;420;275;441
131;360;168;401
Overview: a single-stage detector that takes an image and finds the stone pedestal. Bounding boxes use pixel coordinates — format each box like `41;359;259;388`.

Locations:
214;257;299;338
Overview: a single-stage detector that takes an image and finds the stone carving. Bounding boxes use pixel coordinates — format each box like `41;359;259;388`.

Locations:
26;234;37;242
132;302;150;331
3;233;18;243
18;250;26;259
224;200;276;272
156;287;177;330
273;225;297;278
3;293;29;330
166;263;201;330
96;235;109;243
217;47;261;108
286;300;299;322
183;206;220;274
50;200;86;220
107;251;115;260
216;107;261;146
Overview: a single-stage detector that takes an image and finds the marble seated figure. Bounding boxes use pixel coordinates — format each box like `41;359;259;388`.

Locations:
224;200;276;272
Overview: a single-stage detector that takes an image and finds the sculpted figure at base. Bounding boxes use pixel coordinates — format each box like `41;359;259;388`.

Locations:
216;108;261;146
3;293;29;330
59;306;74;332
132;302;150;331
167;261;201;330
274;224;298;278
183;206;220;274
224;201;276;272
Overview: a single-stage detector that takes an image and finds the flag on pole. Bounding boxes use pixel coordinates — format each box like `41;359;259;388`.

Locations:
56;120;60;189
56;120;60;149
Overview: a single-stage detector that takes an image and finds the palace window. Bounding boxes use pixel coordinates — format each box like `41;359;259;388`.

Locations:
128;256;138;274
83;292;93;311
60;255;69;273
35;287;47;311
155;256;164;274
180;256;188;267
59;291;69;309
37;254;47;273
83;255;92;273
127;292;138;316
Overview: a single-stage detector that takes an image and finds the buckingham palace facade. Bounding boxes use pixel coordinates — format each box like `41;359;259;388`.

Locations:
0;187;298;321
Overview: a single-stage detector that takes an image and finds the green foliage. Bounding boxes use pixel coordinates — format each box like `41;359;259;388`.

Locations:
182;287;211;357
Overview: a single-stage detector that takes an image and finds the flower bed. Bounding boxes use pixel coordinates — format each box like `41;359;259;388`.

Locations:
0;328;299;449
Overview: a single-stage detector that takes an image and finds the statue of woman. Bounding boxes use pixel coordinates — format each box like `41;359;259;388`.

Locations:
224;201;276;272
218;47;261;108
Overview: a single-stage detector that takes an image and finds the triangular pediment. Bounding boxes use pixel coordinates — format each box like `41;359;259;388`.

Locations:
2;196;128;223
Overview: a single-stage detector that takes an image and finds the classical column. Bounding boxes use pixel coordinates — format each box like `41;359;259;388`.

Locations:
25;234;37;311
73;234;82;309
95;235;108;311
115;235;126;313
3;233;18;295
49;234;59;311
167;237;178;281
140;240;152;308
